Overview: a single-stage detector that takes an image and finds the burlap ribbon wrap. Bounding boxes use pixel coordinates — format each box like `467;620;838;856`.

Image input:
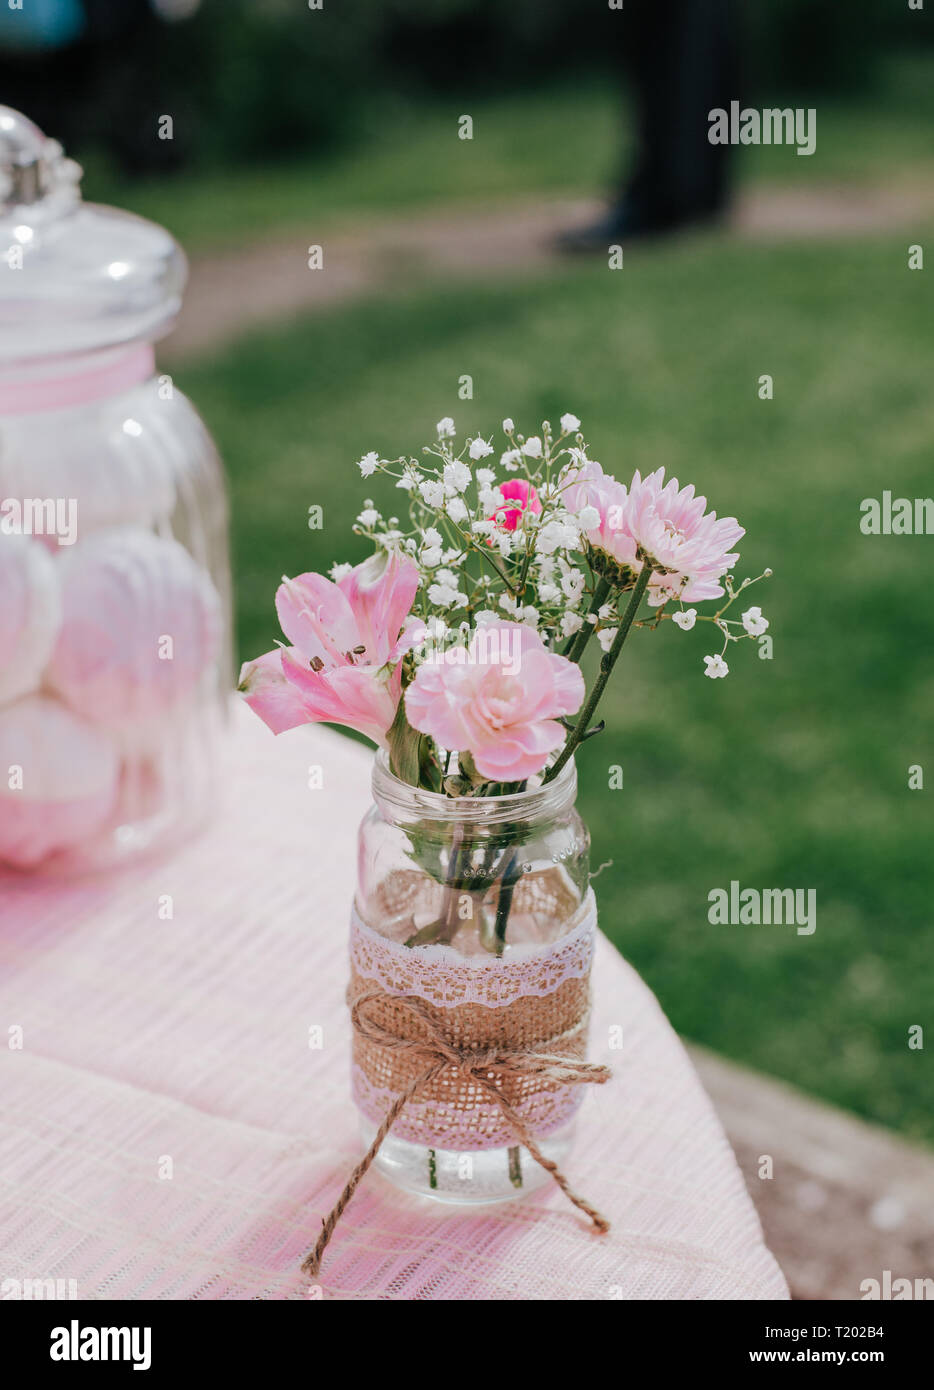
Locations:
302;887;610;1281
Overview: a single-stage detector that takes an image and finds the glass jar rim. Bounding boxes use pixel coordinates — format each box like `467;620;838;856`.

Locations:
372;748;578;825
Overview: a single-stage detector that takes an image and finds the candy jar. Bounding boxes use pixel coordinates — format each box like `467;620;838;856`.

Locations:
0;107;231;873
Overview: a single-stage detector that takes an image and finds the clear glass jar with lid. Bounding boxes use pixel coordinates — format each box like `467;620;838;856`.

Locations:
0;107;231;874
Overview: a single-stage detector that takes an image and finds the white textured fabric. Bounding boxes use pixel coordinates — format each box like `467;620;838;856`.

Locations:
0;703;789;1300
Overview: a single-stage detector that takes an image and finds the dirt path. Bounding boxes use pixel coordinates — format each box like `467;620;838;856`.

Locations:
164;181;934;362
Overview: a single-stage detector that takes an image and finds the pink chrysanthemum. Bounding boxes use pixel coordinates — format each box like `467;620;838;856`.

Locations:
563;461;744;606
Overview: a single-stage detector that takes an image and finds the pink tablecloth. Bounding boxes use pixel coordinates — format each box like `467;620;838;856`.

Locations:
0;706;788;1300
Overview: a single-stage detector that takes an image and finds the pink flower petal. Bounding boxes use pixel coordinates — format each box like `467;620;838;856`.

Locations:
338;551;419;666
281;647;400;748
238;648;315;735
276;572;359;665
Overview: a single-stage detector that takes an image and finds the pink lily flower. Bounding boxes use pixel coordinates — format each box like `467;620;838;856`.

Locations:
239;551;419;747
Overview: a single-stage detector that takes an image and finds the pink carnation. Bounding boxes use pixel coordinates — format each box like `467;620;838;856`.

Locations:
404;621;584;782
239;551;419;747
563;461;743;606
489;478;542;532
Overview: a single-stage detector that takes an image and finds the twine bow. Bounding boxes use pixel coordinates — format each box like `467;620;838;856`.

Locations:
301;988;611;1280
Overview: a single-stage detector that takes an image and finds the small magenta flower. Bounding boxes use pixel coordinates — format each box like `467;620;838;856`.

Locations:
489;478;542;533
742;606;769;636
703;654;729;679
673;608;697;631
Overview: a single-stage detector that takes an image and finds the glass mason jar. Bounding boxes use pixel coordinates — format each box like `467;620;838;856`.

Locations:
352;750;595;1204
0;108;231;874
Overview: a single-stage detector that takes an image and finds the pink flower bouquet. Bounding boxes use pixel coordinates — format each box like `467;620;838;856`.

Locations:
241;413;770;801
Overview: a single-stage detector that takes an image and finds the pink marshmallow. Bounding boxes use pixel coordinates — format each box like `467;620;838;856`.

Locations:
46;528;223;725
0;534;62;705
0;694;119;868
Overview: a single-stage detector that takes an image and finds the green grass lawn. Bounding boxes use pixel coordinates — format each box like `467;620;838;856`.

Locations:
182;222;934;1144
84;55;934;253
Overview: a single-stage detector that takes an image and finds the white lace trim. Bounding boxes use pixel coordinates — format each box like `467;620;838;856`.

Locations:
349;889;597;1009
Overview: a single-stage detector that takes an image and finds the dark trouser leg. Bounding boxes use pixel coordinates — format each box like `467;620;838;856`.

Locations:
621;0;737;226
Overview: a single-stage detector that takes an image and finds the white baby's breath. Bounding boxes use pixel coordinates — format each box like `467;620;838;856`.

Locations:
704;654;729;679
419;479;445;508
443;460;471;495
536;519;578;555
741;606;769;636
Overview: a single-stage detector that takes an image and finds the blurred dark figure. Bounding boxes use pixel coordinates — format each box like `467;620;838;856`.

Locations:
561;0;738;249
0;0;199;175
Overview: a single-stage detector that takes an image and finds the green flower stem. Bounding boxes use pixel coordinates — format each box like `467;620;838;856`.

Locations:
563;576;612;663
492;850;523;956
508;1145;523;1188
490;820;527;1188
546;563;654;784
404;821;469;947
